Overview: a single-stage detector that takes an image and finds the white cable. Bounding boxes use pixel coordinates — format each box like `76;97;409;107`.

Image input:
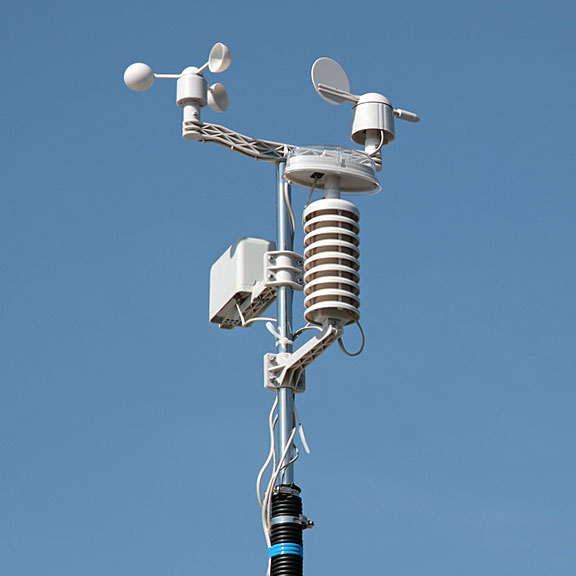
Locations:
368;130;385;156
235;301;247;326
263;426;297;515
259;407;279;549
265;321;280;339
242;316;277;327
303;177;319;212
235;301;276;327
256;397;278;509
293;403;311;454
293;323;323;340
266;323;295;351
258;401;309;576
283;182;296;238
261;427;297;546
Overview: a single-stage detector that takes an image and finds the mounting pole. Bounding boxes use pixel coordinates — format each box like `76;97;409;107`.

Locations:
269;161;304;576
275;161;295;486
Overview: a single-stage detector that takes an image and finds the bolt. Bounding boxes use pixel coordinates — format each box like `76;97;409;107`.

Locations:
301;515;314;529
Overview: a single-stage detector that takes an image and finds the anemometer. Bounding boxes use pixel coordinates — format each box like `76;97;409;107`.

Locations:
124;43;418;576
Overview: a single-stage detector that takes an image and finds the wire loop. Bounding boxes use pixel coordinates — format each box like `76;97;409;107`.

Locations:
337;320;366;357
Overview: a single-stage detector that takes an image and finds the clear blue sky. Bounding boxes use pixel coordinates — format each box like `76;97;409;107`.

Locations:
2;1;575;574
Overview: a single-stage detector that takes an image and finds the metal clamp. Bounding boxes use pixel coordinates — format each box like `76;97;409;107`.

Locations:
264;251;304;291
271;515;314;529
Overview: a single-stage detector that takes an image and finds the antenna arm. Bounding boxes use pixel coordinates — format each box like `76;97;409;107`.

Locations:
182;119;295;162
393;108;420;123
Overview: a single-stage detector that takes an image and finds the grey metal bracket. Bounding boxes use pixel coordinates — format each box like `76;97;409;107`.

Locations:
264;323;343;392
264;250;304;291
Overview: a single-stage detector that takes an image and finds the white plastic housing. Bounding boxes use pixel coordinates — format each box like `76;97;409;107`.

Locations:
284;146;380;194
177;67;207;108
210;238;276;329
351;93;395;146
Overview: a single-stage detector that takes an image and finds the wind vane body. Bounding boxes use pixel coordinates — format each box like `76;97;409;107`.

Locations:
124;43;419;576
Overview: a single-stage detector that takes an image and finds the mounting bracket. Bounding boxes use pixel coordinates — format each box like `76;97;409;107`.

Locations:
264;323;343;392
264;250;304;291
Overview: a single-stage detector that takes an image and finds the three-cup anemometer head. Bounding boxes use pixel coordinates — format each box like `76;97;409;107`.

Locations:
124;42;231;91
123;43;232;113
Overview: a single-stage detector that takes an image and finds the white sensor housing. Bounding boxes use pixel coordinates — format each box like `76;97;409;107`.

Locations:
284;146;380;194
210;238;277;329
351;93;395;145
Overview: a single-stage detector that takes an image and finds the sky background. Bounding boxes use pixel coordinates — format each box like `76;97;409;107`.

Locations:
2;0;575;575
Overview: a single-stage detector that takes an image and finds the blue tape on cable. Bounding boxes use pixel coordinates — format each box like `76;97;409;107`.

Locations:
268;543;303;558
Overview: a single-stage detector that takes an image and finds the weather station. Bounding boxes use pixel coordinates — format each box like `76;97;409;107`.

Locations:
124;43;419;576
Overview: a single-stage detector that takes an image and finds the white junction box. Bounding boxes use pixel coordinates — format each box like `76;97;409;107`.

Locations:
210;237;277;329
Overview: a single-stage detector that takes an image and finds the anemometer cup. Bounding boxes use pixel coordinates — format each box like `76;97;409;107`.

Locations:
207;42;231;74
124;63;155;92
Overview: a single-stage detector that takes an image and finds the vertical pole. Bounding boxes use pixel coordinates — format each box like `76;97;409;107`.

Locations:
269;161;304;576
276;160;295;486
